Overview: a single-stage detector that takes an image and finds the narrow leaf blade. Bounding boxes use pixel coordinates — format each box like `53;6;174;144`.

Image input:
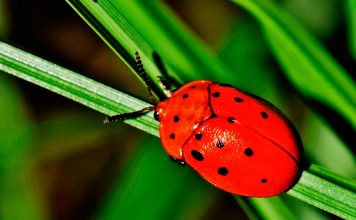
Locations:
0;41;158;136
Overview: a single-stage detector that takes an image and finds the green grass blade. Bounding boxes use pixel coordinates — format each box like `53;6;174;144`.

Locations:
65;0;168;98
65;0;239;87
0;41;158;137
117;1;237;82
345;0;356;60
237;163;356;220
232;0;356;130
288;165;356;219
308;164;356;190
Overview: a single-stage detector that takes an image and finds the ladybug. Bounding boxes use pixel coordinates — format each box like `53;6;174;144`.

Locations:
105;52;304;197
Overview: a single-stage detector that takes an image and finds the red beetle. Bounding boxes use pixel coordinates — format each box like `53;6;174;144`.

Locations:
105;52;303;197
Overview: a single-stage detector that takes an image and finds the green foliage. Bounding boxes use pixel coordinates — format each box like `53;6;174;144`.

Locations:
346;0;356;60
288;165;356;219
0;0;355;219
232;0;356;130
0;76;44;220
95;137;216;220
0;42;158;136
1;38;355;219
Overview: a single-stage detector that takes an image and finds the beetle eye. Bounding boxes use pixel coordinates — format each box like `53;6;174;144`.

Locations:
154;111;159;121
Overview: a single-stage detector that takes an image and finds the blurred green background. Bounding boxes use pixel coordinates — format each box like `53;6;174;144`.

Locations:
0;0;355;219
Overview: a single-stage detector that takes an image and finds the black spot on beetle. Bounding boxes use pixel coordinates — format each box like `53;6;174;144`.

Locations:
182;93;189;99
234;97;243;102
261;111;268;119
174;115;180;123
154;111;159;121
212;92;220;98
170;133;175;139
190;85;196;89
261;178;267;183
244;148;253;156
218;167;228;176
191;150;204;161
195;133;203;140
216;140;224;148
227;117;236;123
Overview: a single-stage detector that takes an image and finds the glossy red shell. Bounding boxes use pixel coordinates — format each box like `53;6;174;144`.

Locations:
155;80;303;197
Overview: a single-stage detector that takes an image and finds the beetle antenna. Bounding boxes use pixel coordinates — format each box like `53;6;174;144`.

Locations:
104;106;155;123
135;52;158;105
103;52;158;124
